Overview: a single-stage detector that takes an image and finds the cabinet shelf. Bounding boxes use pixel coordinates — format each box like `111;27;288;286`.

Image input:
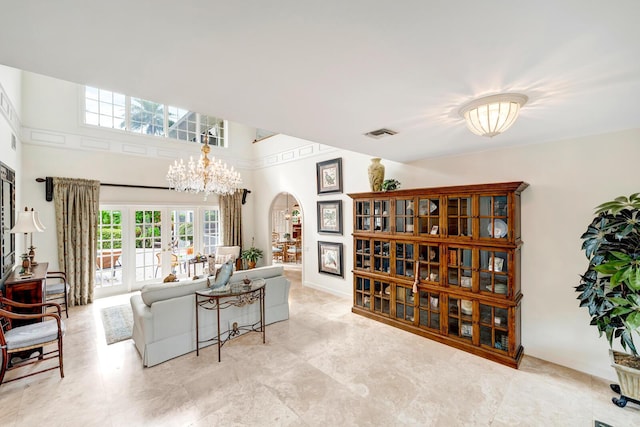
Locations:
349;181;527;368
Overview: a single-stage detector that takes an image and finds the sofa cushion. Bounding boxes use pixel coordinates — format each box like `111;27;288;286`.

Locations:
231;265;284;283
140;277;209;306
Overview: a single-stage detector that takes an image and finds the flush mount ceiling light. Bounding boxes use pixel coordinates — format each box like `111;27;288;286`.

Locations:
459;93;528;137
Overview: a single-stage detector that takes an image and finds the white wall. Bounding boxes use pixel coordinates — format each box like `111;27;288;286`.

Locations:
16;71;258;272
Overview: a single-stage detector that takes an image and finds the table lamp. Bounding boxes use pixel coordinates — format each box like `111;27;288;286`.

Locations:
10;207;43;274
29;208;46;264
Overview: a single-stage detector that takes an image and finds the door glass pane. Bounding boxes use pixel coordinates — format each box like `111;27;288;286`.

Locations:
135;210;162;281
96;210;123;288
203;209;220;255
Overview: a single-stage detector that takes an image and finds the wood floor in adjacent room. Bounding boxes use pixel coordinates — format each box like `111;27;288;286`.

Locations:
0;267;638;426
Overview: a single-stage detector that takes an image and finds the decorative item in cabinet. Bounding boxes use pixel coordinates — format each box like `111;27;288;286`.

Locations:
479;194;509;240
448;296;474;341
446;246;473;290
354;238;371;271
395;198;415;233
394;242;415;278
373;239;391;274
479;248;510;296
373;199;390;232
395;285;415;323
418;290;440;331
354;276;371;309
446;195;472;237
373;279;391;315
350;181;528;368
417;243;440;282
479;304;511;352
418;197;440;235
355;200;371;231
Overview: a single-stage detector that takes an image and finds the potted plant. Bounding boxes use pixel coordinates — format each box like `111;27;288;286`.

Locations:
576;193;640;407
241;240;264;269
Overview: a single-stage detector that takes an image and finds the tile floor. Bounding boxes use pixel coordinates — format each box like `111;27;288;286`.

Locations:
0;268;638;426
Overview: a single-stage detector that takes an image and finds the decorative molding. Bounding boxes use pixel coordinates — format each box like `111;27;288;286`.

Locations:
81;137;111;151
21;125;339;171
0;82;22;136
31;130;66;145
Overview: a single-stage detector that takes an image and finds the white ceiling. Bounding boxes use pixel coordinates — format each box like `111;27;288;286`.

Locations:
1;1;639;163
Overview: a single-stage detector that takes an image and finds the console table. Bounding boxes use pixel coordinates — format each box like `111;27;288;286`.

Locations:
195;278;266;362
4;262;48;328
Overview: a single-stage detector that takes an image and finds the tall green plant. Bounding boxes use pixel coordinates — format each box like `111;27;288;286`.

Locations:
577;194;640;356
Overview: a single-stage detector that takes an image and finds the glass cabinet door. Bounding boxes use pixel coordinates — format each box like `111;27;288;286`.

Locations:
480;304;509;352
418;197;440;235
479;195;509;240
447;196;472;237
373;279;391;316
395;285;415;323
355;200;371;231
373;199;390;232
446;246;473;290
395;242;415;279
355;238;371;271
418;243;440;283
395;198;415;234
373;239;391;274
355;276;371;309
448;297;473;342
479;249;509;296
419;290;440;331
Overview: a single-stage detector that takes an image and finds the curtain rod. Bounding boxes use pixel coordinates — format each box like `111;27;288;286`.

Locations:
35;177;169;190
35;177;251;204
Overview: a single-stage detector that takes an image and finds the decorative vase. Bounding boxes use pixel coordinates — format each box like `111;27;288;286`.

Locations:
368;158;385;192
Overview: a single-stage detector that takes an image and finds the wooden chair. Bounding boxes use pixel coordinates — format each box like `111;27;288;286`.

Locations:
286;239;302;263
45;271;70;318
272;232;284;262
155;253;181;277
0;295;65;385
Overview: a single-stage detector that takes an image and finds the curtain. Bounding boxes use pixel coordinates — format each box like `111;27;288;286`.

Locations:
220;191;243;246
53;177;100;306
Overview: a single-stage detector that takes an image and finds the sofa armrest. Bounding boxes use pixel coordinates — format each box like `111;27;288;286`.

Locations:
131;294;154;344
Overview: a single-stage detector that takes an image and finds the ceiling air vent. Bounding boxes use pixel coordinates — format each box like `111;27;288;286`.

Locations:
364;128;397;139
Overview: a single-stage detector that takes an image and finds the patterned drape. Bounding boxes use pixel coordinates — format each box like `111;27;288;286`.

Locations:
220;190;243;246
53;177;100;306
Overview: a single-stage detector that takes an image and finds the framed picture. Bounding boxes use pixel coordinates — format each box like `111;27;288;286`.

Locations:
317;200;343;234
318;241;344;277
316;158;343;195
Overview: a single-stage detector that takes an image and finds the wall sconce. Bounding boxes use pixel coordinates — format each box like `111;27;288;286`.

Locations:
459;93;528;137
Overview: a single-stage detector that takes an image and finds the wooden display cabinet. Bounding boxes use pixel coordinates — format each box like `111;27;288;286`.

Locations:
349;182;527;368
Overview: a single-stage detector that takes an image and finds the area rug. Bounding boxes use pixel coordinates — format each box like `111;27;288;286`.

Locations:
100;304;133;345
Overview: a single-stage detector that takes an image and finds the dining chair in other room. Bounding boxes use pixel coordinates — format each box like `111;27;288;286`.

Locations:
286;239;302;263
0;294;65;385
45;271;70;318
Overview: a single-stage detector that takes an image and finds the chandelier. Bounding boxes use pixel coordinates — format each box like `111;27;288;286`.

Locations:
166;135;242;200
459;93;528;137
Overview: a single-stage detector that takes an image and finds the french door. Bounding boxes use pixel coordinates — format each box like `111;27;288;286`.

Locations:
95;205;219;298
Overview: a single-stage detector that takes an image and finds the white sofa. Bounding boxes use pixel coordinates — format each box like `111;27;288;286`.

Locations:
130;265;290;367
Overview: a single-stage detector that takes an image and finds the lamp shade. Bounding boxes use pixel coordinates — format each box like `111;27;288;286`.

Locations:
32;209;46;231
459;93;528;137
10;210;42;234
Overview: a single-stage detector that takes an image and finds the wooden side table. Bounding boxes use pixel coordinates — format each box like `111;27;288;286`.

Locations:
195;278;266;362
4;262;49;328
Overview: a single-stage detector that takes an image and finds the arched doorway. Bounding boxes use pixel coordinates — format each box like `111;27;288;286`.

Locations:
270;192;302;266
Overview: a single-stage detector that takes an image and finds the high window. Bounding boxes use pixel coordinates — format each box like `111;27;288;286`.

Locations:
84;86;227;147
